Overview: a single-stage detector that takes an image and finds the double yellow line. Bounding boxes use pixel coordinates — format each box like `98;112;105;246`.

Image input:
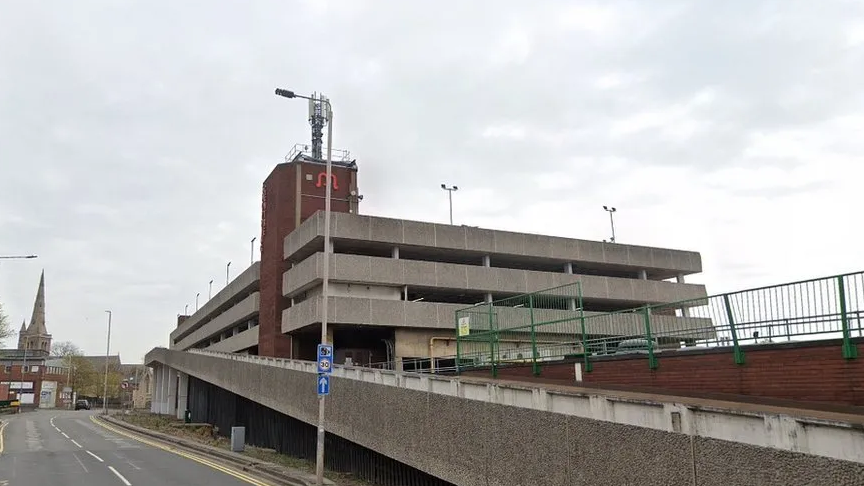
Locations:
90;416;273;486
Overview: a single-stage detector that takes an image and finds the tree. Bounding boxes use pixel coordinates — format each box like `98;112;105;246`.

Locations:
0;302;12;346
51;340;83;357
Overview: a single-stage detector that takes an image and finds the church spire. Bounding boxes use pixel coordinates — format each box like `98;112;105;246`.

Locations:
26;270;48;335
20;320;26;333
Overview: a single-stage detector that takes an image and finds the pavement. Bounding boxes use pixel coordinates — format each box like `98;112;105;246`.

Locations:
0;409;275;486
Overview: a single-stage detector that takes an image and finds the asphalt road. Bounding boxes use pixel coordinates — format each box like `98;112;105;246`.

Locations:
0;409;271;486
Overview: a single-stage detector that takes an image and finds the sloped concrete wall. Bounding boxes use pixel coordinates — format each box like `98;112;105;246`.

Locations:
146;348;864;486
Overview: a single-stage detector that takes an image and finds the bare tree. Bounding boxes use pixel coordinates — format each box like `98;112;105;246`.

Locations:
0;302;12;346
51;340;83;357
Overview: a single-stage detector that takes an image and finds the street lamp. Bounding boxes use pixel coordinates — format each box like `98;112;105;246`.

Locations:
103;310;112;415
603;206;617;243
195;293;200;311
226;261;231;286
440;184;458;225
250;237;256;265
208;279;213;300
275;87;333;486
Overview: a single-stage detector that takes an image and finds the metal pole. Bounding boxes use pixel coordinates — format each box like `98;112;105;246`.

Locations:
195;293;200;311
603;206;617;243
19;346;27;412
609;211;616;243
66;354;72;409
448;190;453;225
226;261;231;286
251;237;256;265
103;310;112;414
209;280;213;300
315;96;334;486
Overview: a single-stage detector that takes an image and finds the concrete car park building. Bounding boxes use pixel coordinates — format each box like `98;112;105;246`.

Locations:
170;143;709;371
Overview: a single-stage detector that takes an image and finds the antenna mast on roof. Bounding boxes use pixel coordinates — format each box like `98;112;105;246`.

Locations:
307;92;329;160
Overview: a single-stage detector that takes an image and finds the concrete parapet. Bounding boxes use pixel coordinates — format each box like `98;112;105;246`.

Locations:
146;348;864;486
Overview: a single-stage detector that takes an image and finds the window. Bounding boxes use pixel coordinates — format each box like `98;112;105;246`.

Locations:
30;365;39;373
3;365;10;373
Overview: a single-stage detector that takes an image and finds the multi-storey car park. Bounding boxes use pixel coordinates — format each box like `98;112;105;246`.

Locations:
169;142;709;372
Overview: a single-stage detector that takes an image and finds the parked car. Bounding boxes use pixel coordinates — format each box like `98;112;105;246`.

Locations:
74;399;91;410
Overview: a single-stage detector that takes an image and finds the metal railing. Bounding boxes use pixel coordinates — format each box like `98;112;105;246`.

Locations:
452;271;864;376
454;282;585;377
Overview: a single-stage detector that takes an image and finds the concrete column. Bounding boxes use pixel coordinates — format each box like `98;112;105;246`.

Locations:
676;275;691;317
485;293;493;303
150;365;160;414
166;367;178;417
638;269;648;280
160;365;169;414
482;255;491;267
564;264;577;309
392;246;399;259
176;372;189;420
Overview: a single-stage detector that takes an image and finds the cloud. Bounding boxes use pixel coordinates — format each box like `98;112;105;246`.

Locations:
0;0;862;358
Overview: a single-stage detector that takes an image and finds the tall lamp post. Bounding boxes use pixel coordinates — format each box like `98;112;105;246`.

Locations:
603;206;617;243
250;237;257;265
440;184;458;225
195;292;200;311
208;279;214;300
226;261;231;286
275;87;333;486
102;310;112;415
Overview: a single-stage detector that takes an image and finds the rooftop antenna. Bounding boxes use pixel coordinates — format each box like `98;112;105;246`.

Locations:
308;92;329;160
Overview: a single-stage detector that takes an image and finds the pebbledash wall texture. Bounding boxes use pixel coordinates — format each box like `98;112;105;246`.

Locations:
148;347;864;486
258;159;358;358
462;338;864;407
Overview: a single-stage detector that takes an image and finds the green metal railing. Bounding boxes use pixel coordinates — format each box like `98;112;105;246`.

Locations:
454;271;864;376
455;282;586;377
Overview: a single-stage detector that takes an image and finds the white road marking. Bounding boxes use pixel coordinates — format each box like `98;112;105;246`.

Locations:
72;452;90;473
113;452;142;470
61;432;69;439
70;439;82;448
108;466;132;486
85;450;104;462
49;417;55;427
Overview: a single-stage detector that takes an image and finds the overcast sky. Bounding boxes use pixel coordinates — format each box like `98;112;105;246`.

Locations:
1;1;862;361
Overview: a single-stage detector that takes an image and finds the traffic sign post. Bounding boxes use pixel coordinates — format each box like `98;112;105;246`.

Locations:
317;344;333;374
317;375;330;396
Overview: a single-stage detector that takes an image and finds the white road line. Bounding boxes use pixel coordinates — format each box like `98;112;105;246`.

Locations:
72;452;90;473
54;427;61;432
108;466;132;486
70;439;82;448
61;432;70;439
85;450;104;462
49;417;55;427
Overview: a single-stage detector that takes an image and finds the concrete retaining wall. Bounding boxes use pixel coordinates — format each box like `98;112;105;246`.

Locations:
146;347;864;486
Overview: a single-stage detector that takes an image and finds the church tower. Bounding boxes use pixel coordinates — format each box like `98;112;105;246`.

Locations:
17;270;52;353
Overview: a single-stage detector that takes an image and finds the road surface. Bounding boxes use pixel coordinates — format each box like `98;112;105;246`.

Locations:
0;409;270;486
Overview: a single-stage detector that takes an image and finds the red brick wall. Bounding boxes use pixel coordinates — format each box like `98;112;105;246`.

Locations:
258;160;357;358
462;339;864;407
